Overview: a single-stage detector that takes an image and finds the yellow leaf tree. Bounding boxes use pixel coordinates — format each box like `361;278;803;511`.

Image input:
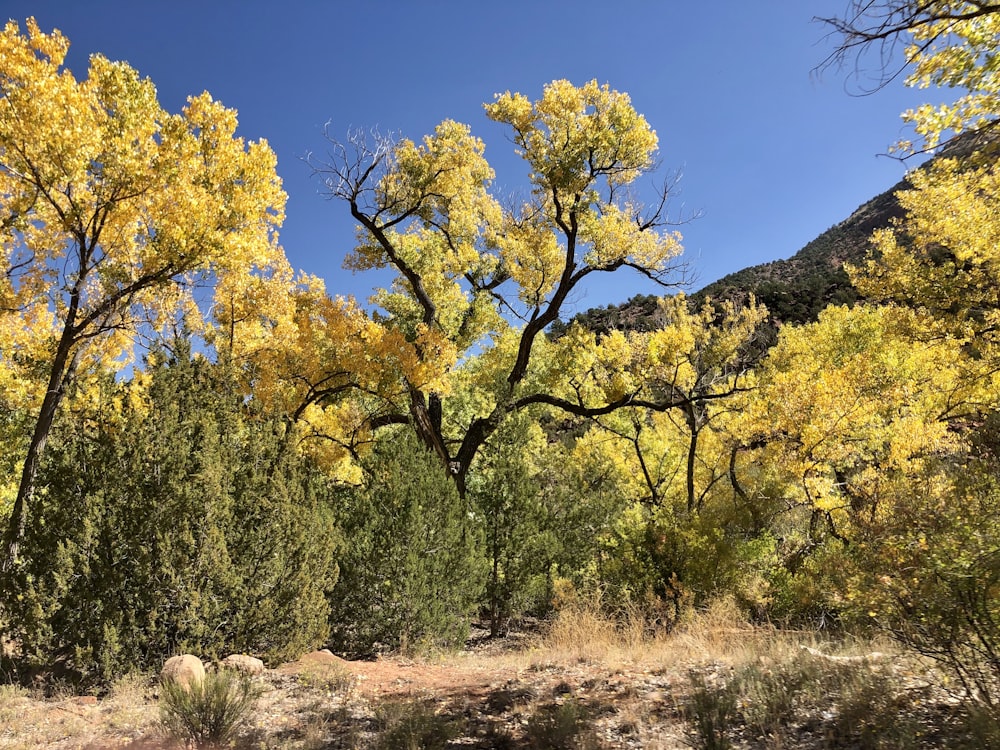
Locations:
850;156;1000;341
572;295;766;514
311;80;692;495
0;19;286;567
211;266;426;483
820;1;1000;151
824;2;1000;415
737;304;974;548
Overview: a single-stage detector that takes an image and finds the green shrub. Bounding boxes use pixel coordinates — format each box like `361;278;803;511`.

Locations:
328;429;484;656
595;496;783;630
685;652;924;750
684;672;737;750
954;703;1000;750
837;462;1000;708
4;343;340;684
524;699;602;750
160;669;260;748
371;698;463;750
469;417;552;637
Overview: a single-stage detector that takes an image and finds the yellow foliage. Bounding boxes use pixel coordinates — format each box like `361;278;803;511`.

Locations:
851;157;1000;344
743;305;969;517
298;79;691;482
580;203;682;270
899;8;1000;149
566;296;767;509
0;17;286;408
487;80;659;194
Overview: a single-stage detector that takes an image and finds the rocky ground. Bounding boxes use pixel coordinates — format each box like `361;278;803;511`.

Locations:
0;612;988;749
0;630;691;748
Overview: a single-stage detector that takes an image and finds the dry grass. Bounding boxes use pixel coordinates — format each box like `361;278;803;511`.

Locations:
0;673;160;750
541;600;651;663
536;595;888;675
0;602;972;749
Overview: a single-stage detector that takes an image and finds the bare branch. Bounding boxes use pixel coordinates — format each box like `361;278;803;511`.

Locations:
815;1;1000;94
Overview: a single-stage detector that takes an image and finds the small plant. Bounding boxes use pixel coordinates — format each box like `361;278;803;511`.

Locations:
160;669;260;748
0;682;28;726
683;672;736;750
955;703;1000;749
828;664;921;748
684;651;927;750
297;663;356;695
524;698;602;750
0;682;27;702
735;657;822;736
371;698;463;750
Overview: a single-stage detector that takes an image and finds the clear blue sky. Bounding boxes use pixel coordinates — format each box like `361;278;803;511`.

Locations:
6;2;931;316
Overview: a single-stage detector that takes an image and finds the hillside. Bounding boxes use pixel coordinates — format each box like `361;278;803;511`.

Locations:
556;131;999;337
556;177;906;339
688;177;904;325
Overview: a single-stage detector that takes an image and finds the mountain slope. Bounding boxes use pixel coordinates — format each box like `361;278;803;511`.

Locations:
688;177;906;325
554;130;994;338
553;178;906;339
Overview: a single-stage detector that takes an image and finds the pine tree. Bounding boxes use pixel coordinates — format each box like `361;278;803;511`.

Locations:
328;429;484;655
4;341;339;683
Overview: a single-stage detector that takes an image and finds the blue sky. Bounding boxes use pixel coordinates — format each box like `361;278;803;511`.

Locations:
6;2;932;317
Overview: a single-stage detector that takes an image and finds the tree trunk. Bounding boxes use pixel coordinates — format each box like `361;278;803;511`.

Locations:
2;337;77;572
685;403;700;514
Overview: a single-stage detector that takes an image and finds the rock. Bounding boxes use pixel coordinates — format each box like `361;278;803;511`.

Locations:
297;650;350;668
486;685;536;713
161;654;205;689
221;654;265;675
553;680;573;695
486;689;516;713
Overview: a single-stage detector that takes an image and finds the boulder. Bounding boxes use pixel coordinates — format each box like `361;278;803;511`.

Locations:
277;648;352;677
161;654;205;689
297;649;350;668
221;654;265;675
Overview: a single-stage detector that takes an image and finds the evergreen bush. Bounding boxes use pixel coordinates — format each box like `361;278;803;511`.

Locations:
3;343;339;683
328;428;484;655
469;419;550;636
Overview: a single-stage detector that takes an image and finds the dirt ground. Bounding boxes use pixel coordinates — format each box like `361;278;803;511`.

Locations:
0;618;974;749
0;628;694;749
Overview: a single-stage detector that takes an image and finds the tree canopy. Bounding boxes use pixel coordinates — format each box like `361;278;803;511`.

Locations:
306;80;698;493
820;1;1000;150
0;18;287;566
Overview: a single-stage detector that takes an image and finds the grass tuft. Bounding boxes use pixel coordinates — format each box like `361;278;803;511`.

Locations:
524;698;603;749
160;669;260;748
371;698;463;750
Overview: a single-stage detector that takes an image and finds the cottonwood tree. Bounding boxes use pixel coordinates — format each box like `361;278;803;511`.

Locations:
310;80;704;494
850;156;1000;339
736;304;973;551
819;1;1000;150
819;0;1000;434
0;19;286;567
583;295;767;514
817;3;1000;689
823;0;1000;408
